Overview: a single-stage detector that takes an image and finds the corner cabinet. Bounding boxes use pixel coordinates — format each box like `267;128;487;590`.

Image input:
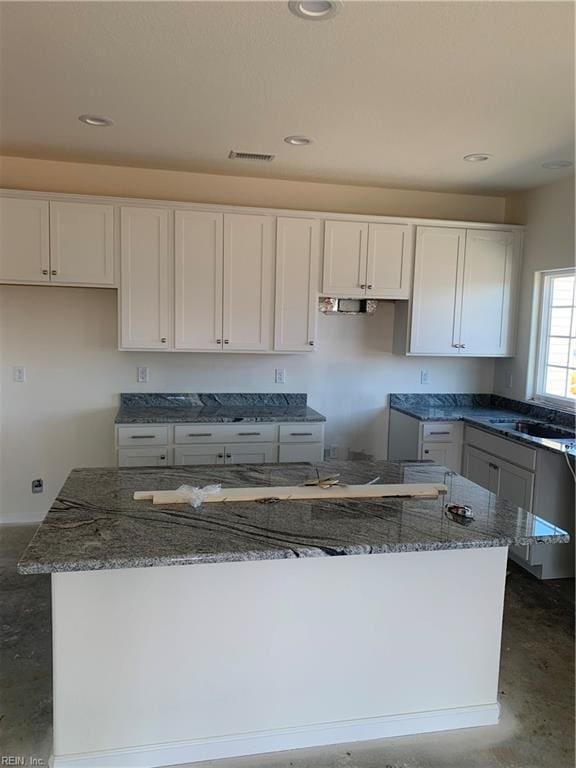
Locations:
0;197;115;287
408;227;520;356
322;220;412;299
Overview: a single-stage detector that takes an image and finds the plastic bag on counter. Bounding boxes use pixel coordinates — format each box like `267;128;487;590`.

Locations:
176;484;222;508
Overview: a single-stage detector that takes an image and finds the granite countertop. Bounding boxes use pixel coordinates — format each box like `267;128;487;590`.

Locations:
390;394;576;457
18;460;568;575
115;392;326;424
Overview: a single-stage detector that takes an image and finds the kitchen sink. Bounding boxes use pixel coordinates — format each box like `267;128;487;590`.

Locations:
494;420;575;440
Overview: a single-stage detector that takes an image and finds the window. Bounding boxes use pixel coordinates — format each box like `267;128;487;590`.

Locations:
535;269;576;407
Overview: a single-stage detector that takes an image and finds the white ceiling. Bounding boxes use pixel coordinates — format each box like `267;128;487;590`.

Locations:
0;0;574;193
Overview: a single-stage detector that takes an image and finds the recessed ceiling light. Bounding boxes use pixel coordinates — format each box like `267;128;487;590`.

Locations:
542;160;573;170
463;153;492;163
284;135;315;146
288;1;342;21
78;114;114;127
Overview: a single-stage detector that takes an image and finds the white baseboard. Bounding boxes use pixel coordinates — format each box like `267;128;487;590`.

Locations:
52;703;500;768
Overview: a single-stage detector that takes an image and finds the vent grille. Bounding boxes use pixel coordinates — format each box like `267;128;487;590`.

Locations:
228;150;275;162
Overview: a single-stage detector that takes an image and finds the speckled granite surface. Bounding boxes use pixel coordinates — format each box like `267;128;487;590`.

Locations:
115;393;326;424
390;394;576;456
18;460;569;575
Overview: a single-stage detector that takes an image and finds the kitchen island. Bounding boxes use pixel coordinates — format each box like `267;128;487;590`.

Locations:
19;460;569;768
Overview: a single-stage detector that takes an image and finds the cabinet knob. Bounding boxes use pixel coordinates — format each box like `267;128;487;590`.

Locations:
308;340;314;346
360;284;366;289
160;455;166;460
366;284;373;289
42;269;49;275
51;270;57;276
226;454;231;459
224;339;229;344
460;344;466;349
451;343;459;348
424;450;430;454
217;454;224;459
216;339;222;344
161;337;167;343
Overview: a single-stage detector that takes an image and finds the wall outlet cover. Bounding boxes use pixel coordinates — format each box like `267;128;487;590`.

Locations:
31;478;43;494
13;366;26;383
137;366;150;384
274;368;286;384
420;369;431;385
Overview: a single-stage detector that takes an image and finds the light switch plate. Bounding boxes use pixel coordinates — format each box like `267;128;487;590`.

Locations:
137;366;150;383
420;369;431;385
274;368;286;384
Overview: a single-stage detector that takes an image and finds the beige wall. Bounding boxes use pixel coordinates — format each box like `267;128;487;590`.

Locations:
0;155;509;222
494;177;575;399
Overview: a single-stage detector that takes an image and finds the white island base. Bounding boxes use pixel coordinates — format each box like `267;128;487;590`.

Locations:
51;547;507;768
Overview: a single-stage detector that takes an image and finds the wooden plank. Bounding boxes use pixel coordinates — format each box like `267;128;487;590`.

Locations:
133;483;447;506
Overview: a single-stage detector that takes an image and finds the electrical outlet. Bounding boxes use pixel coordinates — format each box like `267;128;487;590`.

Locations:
420;369;431;385
274;368;286;384
31;478;43;494
329;444;338;459
13;366;26;383
137;366;150;383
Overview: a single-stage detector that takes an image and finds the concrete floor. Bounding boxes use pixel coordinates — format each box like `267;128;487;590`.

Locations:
1;525;574;768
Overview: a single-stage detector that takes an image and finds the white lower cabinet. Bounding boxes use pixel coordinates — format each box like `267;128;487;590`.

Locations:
118;448;170;467
387;410;462;473
117;422;324;467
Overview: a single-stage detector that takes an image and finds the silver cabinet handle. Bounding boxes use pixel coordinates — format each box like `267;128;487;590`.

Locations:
429;431;451;435
188;433;212;437
308;340;314;346
290;432;313;436
216;339;222;344
131;435;156;439
237;432;260;436
42;269;49;275
51;270;57;275
224;339;229;344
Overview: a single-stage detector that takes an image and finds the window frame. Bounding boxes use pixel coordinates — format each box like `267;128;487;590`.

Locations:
533;268;576;410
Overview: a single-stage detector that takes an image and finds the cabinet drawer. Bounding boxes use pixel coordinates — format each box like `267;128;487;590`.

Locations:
278;424;325;443
174;424;278;444
117;426;169;446
421;422;460;442
465;426;536;471
118;448;170;467
279;443;324;463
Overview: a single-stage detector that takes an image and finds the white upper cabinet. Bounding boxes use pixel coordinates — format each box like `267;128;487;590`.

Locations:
411;227;466;355
222;213;274;351
322;220;368;297
274;217;320;352
366;223;413;299
120;207;171;350
50;202;114;285
322;220;412;299
0;197;50;282
409;226;519;356
174;210;223;351
459;230;518;356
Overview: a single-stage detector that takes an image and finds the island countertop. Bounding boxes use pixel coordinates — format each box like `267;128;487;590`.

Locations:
18;460;568;575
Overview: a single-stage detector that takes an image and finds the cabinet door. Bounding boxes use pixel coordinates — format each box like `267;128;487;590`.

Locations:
462;445;498;493
274;217;320;352
278;443;324;463
224;443;277;464
366;223;412;299
50;202;115;285
494;458;534;511
420;442;461;473
410;227;466;354
118;448;169;467
0;197;49;282
174;211;223;350
322;220;368;297
120;207;172;349
174;445;226;465
222;213;274;351
459;230;518;355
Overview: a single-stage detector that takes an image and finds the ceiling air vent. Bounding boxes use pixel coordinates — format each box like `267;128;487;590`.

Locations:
228;150;275;162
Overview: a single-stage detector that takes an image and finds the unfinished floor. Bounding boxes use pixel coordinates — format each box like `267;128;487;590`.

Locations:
1;524;574;768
